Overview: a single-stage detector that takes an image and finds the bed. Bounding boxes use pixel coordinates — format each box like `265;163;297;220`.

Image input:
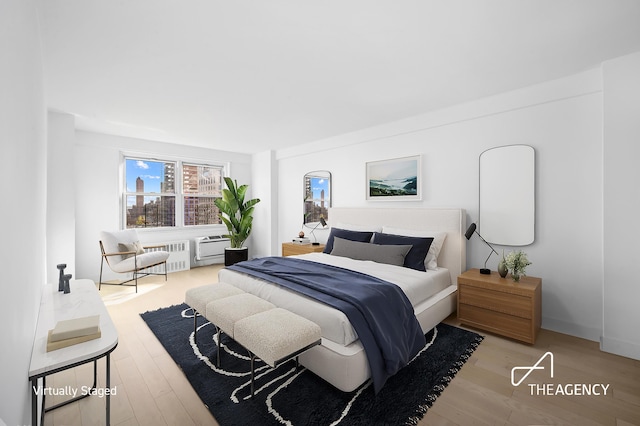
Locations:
218;207;466;392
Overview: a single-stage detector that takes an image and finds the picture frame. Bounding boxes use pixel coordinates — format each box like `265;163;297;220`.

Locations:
366;155;422;201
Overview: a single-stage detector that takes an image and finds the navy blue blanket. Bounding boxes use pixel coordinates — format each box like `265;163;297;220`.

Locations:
227;256;425;393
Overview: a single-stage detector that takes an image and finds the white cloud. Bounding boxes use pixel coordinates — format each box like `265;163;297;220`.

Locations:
136;160;149;169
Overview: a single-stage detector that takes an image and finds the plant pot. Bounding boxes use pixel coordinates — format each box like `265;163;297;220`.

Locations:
225;247;248;266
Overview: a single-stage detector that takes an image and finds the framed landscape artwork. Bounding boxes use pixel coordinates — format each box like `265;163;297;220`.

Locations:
366;155;421;201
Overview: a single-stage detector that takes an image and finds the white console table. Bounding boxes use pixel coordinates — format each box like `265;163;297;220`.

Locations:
28;279;118;425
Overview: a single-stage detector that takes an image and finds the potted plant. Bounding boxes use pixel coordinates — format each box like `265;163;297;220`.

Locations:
214;177;260;266
504;250;532;282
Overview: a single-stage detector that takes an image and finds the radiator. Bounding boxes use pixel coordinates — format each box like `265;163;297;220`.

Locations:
195;236;230;262
144;240;190;273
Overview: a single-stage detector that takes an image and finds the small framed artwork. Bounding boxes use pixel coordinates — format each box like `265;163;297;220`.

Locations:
366;155;422;201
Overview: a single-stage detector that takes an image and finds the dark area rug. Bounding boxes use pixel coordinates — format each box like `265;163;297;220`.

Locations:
141;303;483;426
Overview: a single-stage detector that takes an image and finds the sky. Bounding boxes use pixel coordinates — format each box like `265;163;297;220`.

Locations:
309;177;330;204
125;159;165;193
368;157;418;181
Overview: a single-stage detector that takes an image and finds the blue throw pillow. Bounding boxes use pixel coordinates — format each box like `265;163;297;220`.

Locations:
323;228;374;254
372;232;434;271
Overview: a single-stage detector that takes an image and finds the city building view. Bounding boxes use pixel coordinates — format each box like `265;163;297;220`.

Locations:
304;174;329;224
125;159;223;228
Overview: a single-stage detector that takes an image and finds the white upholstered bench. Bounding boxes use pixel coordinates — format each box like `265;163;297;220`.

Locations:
192;288;322;397
234;308;322;396
184;282;245;343
206;293;276;366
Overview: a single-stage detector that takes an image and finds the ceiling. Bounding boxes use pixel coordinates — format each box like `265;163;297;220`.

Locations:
38;1;640;154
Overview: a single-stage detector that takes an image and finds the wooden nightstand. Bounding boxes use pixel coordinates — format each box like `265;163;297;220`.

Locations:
281;242;326;257
457;268;542;344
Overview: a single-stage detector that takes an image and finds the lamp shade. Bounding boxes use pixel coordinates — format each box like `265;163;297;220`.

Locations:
465;223;477;240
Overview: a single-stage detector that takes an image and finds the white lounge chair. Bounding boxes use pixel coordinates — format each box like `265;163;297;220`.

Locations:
99;229;169;293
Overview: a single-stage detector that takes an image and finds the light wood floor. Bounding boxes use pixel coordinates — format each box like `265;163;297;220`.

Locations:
45;265;640;426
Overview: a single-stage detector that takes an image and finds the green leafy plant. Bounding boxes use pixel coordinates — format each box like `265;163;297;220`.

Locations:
214;177;260;248
504;250;532;282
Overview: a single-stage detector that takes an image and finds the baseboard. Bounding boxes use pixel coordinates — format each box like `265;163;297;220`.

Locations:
600;336;640;361
541;316;601;342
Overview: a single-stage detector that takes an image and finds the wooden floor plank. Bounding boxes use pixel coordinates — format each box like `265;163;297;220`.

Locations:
511;388;615;426
152;352;217;426
154;392;196;426
434;378;513;423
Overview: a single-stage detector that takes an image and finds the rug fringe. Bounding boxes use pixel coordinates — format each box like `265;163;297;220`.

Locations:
405;333;484;426
140;302;191;316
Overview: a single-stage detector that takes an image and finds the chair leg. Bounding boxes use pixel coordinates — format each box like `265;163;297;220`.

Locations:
164;261;168;281
99;258;104;291
134;271;138;293
250;354;256;397
217;329;222;367
193;311;198;343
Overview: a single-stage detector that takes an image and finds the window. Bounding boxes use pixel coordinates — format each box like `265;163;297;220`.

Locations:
182;163;223;226
123;157;224;229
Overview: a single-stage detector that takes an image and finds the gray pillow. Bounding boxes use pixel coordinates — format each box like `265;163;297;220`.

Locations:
118;241;145;260
330;237;412;267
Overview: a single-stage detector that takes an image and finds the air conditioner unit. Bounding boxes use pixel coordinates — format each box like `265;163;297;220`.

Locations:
194;236;230;262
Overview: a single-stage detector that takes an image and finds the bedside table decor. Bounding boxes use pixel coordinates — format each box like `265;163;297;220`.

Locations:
465;222;498;274
308;216;327;245
457;269;542;344
504;250;532;282
497;251;508;278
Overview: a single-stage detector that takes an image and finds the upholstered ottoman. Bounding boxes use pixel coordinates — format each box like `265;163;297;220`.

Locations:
185;282;245;342
206;293;276;365
234;308;322;396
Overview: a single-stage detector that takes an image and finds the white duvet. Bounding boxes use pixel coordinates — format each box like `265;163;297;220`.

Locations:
217;252;451;347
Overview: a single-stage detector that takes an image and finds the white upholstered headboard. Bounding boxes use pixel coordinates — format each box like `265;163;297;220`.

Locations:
328;208;466;284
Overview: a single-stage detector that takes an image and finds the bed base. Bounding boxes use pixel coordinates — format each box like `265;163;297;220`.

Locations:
298;284;458;392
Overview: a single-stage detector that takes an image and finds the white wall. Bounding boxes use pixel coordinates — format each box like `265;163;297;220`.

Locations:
47;111;77;283
71;130;253;282
602;51;640;359
270;69;605;341
251;150;279;258
0;1;47;424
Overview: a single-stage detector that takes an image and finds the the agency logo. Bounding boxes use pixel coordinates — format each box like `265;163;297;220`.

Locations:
511;351;554;386
511;351;610;396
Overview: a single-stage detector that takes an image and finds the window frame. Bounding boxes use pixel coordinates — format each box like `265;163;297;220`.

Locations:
121;153;227;230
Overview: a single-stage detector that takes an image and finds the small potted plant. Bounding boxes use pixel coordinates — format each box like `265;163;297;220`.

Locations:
504;250;532;282
214;177;260;266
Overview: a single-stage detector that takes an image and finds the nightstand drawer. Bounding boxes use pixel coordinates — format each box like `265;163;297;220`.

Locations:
282;242;326;256
458;304;533;342
459;284;532;319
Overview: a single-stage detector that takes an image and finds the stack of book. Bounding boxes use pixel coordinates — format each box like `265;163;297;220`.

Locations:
291;237;311;245
47;315;101;352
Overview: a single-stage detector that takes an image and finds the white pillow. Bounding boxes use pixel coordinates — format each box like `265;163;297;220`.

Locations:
382;226;446;270
335;222;383;233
